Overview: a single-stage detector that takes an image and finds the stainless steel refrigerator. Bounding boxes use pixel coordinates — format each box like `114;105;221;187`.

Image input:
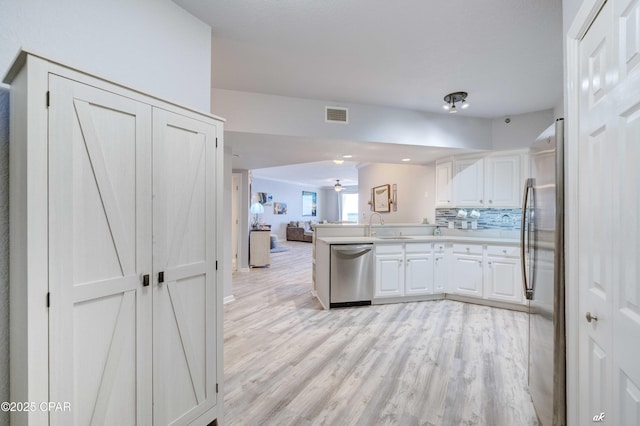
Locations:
521;118;565;425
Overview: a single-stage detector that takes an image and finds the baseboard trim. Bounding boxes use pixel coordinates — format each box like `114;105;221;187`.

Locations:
223;295;236;304
445;293;528;312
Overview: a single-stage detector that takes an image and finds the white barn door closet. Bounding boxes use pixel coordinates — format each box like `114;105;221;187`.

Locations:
5;51;224;426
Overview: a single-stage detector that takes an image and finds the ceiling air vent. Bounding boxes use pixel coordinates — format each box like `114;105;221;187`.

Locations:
325;106;348;124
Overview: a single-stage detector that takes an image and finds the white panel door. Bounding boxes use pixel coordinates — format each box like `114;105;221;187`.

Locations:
405;252;433;296
152;108;218;425
48;76;152;425
579;5;615;421
484;257;522;304
485;154;521;207
375;254;404;298
435;161;453;207
453;158;484;206
434;255;448;293
451;255;483;296
578;0;640;424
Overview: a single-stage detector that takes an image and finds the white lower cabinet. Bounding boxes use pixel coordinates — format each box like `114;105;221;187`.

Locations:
374;243;434;298
375;256;405;298
484;245;524;304
433;242;449;293
451;244;484;296
371;240;523;307
448;243;524;305
405;245;434;296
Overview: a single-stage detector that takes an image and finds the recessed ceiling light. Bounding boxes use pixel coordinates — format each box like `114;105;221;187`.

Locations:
342;154;353;158
401;158;411;162
333;159;344;165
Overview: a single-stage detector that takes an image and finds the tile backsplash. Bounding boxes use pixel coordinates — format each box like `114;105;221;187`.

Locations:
435;208;522;230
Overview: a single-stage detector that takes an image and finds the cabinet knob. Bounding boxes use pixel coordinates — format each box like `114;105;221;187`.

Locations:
479;199;483;203
586;312;598;323
503;249;507;253
489;200;493;204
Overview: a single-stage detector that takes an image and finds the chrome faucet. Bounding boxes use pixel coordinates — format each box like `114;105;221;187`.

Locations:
367;212;384;237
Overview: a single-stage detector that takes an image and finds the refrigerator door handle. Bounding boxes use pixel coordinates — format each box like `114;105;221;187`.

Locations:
521;178;534;300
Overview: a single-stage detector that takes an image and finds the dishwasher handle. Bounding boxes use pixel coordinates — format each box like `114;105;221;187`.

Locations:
331;245;373;257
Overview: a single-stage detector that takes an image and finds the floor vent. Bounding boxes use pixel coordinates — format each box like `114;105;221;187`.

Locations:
325;106;348;123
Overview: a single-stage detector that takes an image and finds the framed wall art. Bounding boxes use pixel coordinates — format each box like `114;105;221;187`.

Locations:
373;184;391;212
257;192;272;205
274;202;287;215
302;191;317;216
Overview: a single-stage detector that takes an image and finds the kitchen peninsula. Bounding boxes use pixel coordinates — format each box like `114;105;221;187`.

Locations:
313;223;525;311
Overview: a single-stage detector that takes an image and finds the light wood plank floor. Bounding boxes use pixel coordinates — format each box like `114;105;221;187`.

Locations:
225;241;538;425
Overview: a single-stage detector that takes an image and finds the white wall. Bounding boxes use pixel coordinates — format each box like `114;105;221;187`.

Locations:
0;0;212;111
212;89;493;150
358;163;432;224
491;109;555;150
235;169;251;271
251;178;325;240
320;188;340;222
0;2;213;423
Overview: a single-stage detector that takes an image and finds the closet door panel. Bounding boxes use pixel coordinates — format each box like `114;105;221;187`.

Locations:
153;108;218;425
48;75;152;425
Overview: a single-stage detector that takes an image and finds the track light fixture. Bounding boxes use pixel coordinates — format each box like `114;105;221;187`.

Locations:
443;92;469;114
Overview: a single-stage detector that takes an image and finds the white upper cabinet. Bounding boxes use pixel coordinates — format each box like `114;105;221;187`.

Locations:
435;160;453;207
435;150;526;208
484;153;522;207
453;157;485;207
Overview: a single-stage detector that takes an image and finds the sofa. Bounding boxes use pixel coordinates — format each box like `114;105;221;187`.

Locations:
286;220;316;242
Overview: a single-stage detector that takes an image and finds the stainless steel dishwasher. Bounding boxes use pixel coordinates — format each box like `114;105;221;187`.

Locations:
330;244;373;308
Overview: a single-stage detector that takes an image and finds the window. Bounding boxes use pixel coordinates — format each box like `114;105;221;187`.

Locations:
341;193;358;222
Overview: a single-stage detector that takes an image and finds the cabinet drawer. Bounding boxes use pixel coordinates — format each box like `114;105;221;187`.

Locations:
486;245;520;258
452;243;483;255
375;244;404;255
405;243;431;253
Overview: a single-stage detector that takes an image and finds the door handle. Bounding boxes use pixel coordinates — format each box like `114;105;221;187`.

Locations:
521;179;534;300
142;274;150;287
585;312;598;323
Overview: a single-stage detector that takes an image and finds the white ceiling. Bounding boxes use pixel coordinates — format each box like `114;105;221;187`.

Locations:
175;0;563;185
